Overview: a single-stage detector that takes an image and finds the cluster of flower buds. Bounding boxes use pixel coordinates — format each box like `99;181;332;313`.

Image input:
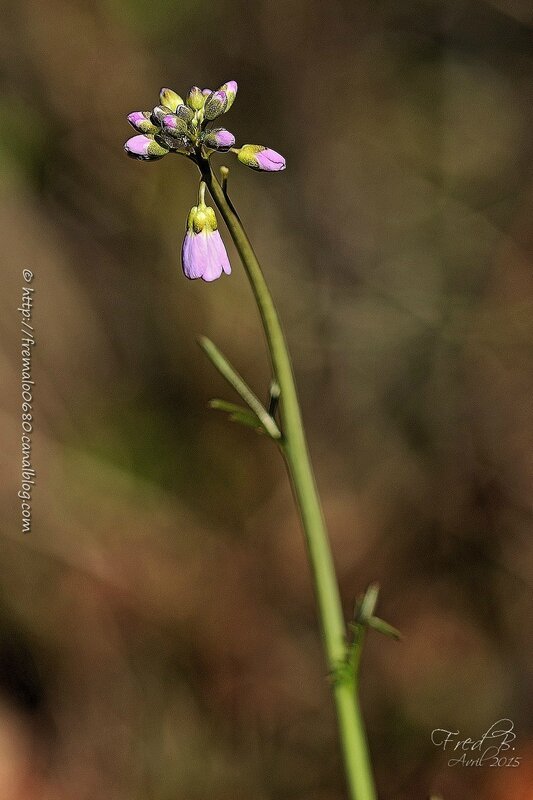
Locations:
124;80;286;281
124;80;285;172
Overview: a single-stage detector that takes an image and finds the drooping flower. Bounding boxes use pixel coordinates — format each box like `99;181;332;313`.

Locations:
181;185;231;282
237;145;286;172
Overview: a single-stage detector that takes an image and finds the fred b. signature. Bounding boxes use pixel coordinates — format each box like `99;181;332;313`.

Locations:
431;719;522;767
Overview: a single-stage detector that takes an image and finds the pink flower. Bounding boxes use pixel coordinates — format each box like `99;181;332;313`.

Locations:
181;201;231;282
203;128;236;151
237;144;286;172
124;134;168;160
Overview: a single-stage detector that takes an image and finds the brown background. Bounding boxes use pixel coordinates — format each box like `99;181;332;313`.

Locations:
0;1;532;798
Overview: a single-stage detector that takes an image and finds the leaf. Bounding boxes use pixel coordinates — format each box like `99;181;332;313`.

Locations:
209;399;266;433
367;616;402;641
355;582;380;624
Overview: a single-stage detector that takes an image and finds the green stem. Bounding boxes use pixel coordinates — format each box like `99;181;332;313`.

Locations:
200;160;377;800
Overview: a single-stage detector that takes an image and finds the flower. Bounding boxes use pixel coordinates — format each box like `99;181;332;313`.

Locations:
237;145;286;172
124;81;286;283
159;88;184;112
219;80;238;110
124;80;285;173
203;90;228;120
127;111;158;134
186;86;204;110
161;114;189;134
124;134;169;160
203;128;235;151
182;188;231;282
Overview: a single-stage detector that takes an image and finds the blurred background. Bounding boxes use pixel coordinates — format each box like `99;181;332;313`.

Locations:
1;0;532;798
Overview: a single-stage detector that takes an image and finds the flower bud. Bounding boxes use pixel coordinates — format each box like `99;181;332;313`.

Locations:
186;86;204;110
124;134;169;161
155;126;192;153
127;111;158;134
203;90;228;120
151;105;172;125
159;87;184;112
161;114;188;135
174;105;194;125
203;128;235;151
218;80;238;110
237;144;286;172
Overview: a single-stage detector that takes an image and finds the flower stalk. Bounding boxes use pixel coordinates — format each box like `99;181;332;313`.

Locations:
199;157;377;800
124;80;384;800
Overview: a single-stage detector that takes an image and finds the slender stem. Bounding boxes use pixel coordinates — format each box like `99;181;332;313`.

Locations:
198;180;206;206
200;159;377;800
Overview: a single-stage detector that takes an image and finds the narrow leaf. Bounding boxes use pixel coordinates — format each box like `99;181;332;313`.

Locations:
209;399;266;433
367;615;402;641
356;582;380;623
209;399;256;417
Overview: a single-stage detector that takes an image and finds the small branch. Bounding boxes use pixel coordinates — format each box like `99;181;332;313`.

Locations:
198;336;281;439
220;165;229;195
268;380;281;417
346;584;401;681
